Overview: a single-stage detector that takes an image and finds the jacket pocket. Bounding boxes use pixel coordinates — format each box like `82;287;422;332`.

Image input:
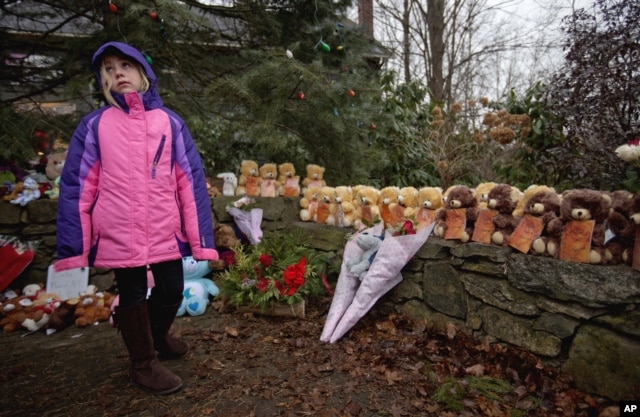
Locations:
151;135;167;179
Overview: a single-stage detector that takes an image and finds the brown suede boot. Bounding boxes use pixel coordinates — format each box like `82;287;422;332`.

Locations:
114;301;183;394
148;300;189;359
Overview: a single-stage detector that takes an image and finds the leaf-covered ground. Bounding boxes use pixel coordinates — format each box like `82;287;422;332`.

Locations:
0;296;619;417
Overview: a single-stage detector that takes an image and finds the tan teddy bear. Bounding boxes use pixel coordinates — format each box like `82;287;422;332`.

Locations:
299;186;321;222
378;186;400;227
317;186;336;225
353;185;380;229
45;150;67;181
397;186;420;219
277;162;300;197
415;186;443;229
334;185;355;227
474;181;497;209
301;164;326;192
74;293;112;327
235;159;260;197
259;163;280;197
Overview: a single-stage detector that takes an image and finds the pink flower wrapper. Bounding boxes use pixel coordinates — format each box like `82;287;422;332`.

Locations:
328;222;434;343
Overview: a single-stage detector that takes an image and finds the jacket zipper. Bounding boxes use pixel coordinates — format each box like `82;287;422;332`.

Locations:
151;135;166;179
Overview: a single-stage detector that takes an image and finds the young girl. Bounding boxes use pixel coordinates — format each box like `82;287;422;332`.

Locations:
55;42;218;395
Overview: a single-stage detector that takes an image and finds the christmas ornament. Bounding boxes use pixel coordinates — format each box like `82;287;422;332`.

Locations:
149;10;158;20
348;89;355;97
286;50;293;59
317;40;331;53
143;52;153;65
108;1;117;13
298;92;305;100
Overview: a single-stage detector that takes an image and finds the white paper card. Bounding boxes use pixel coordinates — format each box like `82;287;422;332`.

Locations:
46;265;89;300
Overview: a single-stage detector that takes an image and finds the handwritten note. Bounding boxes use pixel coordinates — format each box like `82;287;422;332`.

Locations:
46;265;89;300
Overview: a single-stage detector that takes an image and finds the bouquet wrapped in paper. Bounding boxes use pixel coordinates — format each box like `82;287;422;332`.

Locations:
321;221;434;343
226;197;263;245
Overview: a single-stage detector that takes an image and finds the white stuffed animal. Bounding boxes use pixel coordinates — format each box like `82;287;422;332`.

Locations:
217;172;238;197
346;230;384;281
10;177;41;206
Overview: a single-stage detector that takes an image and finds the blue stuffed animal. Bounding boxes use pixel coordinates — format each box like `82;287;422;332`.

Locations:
178;256;220;316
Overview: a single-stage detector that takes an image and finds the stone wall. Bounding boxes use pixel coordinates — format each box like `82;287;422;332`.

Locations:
2;197;639;401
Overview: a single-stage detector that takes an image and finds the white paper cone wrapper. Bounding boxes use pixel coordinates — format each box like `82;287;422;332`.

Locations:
228;207;264;245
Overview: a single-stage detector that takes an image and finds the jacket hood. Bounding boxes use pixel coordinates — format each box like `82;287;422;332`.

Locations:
91;41;162;109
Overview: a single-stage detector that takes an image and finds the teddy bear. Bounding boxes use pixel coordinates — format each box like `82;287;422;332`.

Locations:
346;230;384;281
353;185;381;230
277;162;300;197
397;186;420;219
177;256;220;316
378;186;400;227
209;222;241;271
415;186;443;230
554;189;612;264
479;183;521;246
475;182;497;209
434;185;479;242
74;292;112;327
299;186;321;222
317;186;336;225
235;159;260;197
508;186;562;256
22;291;61;332
604;190;637;265
0;296;30;333
10;177;41;206
45;151;67;181
45;298;77;332
216;172;238;197
301;164;326;192
334;185;356;228
259;163;280;197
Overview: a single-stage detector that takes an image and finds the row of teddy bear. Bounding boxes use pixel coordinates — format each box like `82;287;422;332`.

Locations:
299;180;640;269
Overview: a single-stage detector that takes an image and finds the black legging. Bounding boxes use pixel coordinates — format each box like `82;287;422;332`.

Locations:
115;258;184;307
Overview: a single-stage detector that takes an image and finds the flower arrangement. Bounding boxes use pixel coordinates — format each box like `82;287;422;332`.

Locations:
218;231;329;312
615;138;640;166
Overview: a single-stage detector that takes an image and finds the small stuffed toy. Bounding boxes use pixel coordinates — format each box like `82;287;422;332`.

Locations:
277;162;300;197
301;164;326;192
317;186;336;225
235;160;260;197
209;223;240;271
353;185;381;230
397;186;420;219
346;230;384;281
415;186;443;230
44;176;60;199
45;151;67;181
378;186;400;226
216;172;238;197
178;256;220;316
484;183;521;246
508;186;562;256
259;163;280;197
74;292;112;327
334;185;355;228
0;296;30;333
299;186;321;222
475;182;497;209
605;190;637;265
435;185;479;242
555;189;611;264
10;177;41;206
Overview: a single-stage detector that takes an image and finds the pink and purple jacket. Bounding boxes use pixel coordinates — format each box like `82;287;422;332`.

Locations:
55;42;218;271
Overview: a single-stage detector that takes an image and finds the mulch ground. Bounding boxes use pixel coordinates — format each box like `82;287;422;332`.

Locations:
0;296;619;417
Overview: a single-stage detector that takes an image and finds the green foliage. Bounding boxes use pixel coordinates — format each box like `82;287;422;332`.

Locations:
218;229;330;311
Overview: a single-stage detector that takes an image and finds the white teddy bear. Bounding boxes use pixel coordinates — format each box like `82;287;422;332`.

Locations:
346;230;384;281
10;177;41;206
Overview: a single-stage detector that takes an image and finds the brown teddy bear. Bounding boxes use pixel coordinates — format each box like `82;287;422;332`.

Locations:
415;186;443;230
259;163;280;197
0;296;29;333
277;162;300;197
484;183;521;246
334;185;355;228
301;164;326;192
74;293;112;327
605;190;638;265
235;160;260;197
435;185;478;242
555;189;611;264
508;186;562;256
353;185;380;229
299;186;321;222
210;223;241;271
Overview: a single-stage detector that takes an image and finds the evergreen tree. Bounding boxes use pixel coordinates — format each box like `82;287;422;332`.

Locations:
1;0;388;185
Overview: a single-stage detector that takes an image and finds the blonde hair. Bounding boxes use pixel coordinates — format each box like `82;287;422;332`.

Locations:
99;58;150;109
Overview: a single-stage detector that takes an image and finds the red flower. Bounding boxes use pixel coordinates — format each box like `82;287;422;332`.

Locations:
256;277;270;292
259;254;272;267
401;220;416;235
283;257;306;290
